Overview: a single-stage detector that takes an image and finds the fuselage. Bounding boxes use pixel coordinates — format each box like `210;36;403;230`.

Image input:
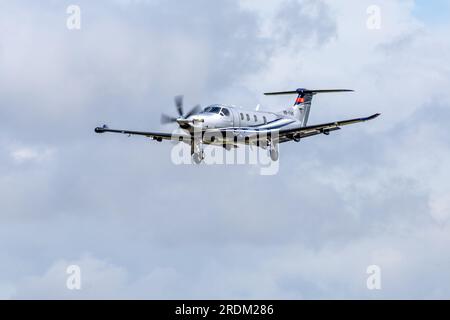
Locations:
183;104;300;146
186;104;299;131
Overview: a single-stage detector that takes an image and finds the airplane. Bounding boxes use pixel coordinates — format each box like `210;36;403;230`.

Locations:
95;88;380;164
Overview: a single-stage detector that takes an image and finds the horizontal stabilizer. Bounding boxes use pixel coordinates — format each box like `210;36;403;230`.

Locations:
264;89;354;95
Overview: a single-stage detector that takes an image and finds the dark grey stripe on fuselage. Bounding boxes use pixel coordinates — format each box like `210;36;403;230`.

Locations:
223;118;296;131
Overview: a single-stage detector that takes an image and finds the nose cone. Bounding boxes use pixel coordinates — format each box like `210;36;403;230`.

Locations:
194;114;220;129
186;114;204;122
176;114;208;130
183;113;224;130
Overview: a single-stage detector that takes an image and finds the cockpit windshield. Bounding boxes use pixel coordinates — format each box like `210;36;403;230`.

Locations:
202;105;230;117
202;105;222;114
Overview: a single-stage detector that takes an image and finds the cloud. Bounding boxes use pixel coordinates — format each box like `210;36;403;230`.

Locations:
13;255;129;299
10;146;55;164
0;0;450;299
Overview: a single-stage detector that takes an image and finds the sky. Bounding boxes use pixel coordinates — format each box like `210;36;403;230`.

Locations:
413;0;450;25
0;0;450;299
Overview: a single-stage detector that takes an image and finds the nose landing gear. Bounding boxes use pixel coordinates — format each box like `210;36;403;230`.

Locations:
192;152;204;164
191;137;204;164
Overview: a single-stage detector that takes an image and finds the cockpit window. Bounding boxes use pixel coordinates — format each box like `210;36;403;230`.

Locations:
202;106;221;114
210;106;221;113
221;108;230;116
203;105;229;116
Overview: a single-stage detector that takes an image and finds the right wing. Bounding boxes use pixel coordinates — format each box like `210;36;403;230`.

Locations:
221;113;380;144
277;113;380;142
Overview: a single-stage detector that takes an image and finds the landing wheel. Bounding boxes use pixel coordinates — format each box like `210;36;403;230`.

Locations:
267;139;279;161
269;149;279;161
191;136;204;164
192;152;204;164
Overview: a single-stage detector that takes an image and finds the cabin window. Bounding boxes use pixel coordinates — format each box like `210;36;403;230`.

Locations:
240;113;244;120
263;116;267;124
246;114;250;121
254;115;257;122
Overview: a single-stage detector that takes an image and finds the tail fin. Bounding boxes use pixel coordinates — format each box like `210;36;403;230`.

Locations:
264;88;353;127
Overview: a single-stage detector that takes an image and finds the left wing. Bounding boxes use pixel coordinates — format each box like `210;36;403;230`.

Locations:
278;113;380;142
94;125;191;142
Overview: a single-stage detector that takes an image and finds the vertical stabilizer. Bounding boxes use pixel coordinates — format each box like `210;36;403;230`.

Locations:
264;88;354;127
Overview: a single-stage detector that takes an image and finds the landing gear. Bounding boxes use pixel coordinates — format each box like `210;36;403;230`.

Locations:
192;152;204;164
269;148;279;161
191;137;204;164
267;140;279;161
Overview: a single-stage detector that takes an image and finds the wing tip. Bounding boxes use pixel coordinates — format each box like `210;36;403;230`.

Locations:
367;113;381;120
95;124;109;133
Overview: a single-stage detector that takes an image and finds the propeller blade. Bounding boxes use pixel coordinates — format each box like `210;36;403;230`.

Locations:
184;104;202;119
161;113;178;124
174;95;184;117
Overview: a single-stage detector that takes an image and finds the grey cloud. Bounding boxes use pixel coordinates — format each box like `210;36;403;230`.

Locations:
1;0;450;299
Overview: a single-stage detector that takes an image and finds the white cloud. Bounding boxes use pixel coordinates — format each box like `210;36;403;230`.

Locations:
0;0;450;299
10;146;55;164
429;193;450;224
13;254;128;299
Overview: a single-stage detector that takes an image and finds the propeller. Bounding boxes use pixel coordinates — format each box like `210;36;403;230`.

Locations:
161;95;202;124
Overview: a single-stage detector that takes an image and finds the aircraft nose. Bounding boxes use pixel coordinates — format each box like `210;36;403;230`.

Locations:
179;114;207;129
184;114;203;123
197;115;218;129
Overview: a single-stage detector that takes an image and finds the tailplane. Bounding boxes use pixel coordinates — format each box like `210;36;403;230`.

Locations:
264;88;353;127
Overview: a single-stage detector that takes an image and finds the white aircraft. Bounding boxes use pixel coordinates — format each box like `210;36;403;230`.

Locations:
95;88;380;163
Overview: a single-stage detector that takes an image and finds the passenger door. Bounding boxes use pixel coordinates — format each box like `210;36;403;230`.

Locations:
229;108;240;128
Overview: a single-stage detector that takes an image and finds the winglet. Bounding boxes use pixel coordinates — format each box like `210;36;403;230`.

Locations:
95;124;107;133
94;124;109;133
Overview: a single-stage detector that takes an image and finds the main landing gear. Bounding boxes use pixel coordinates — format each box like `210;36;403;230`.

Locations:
190;137;279;164
269;148;279;161
268;140;279;161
